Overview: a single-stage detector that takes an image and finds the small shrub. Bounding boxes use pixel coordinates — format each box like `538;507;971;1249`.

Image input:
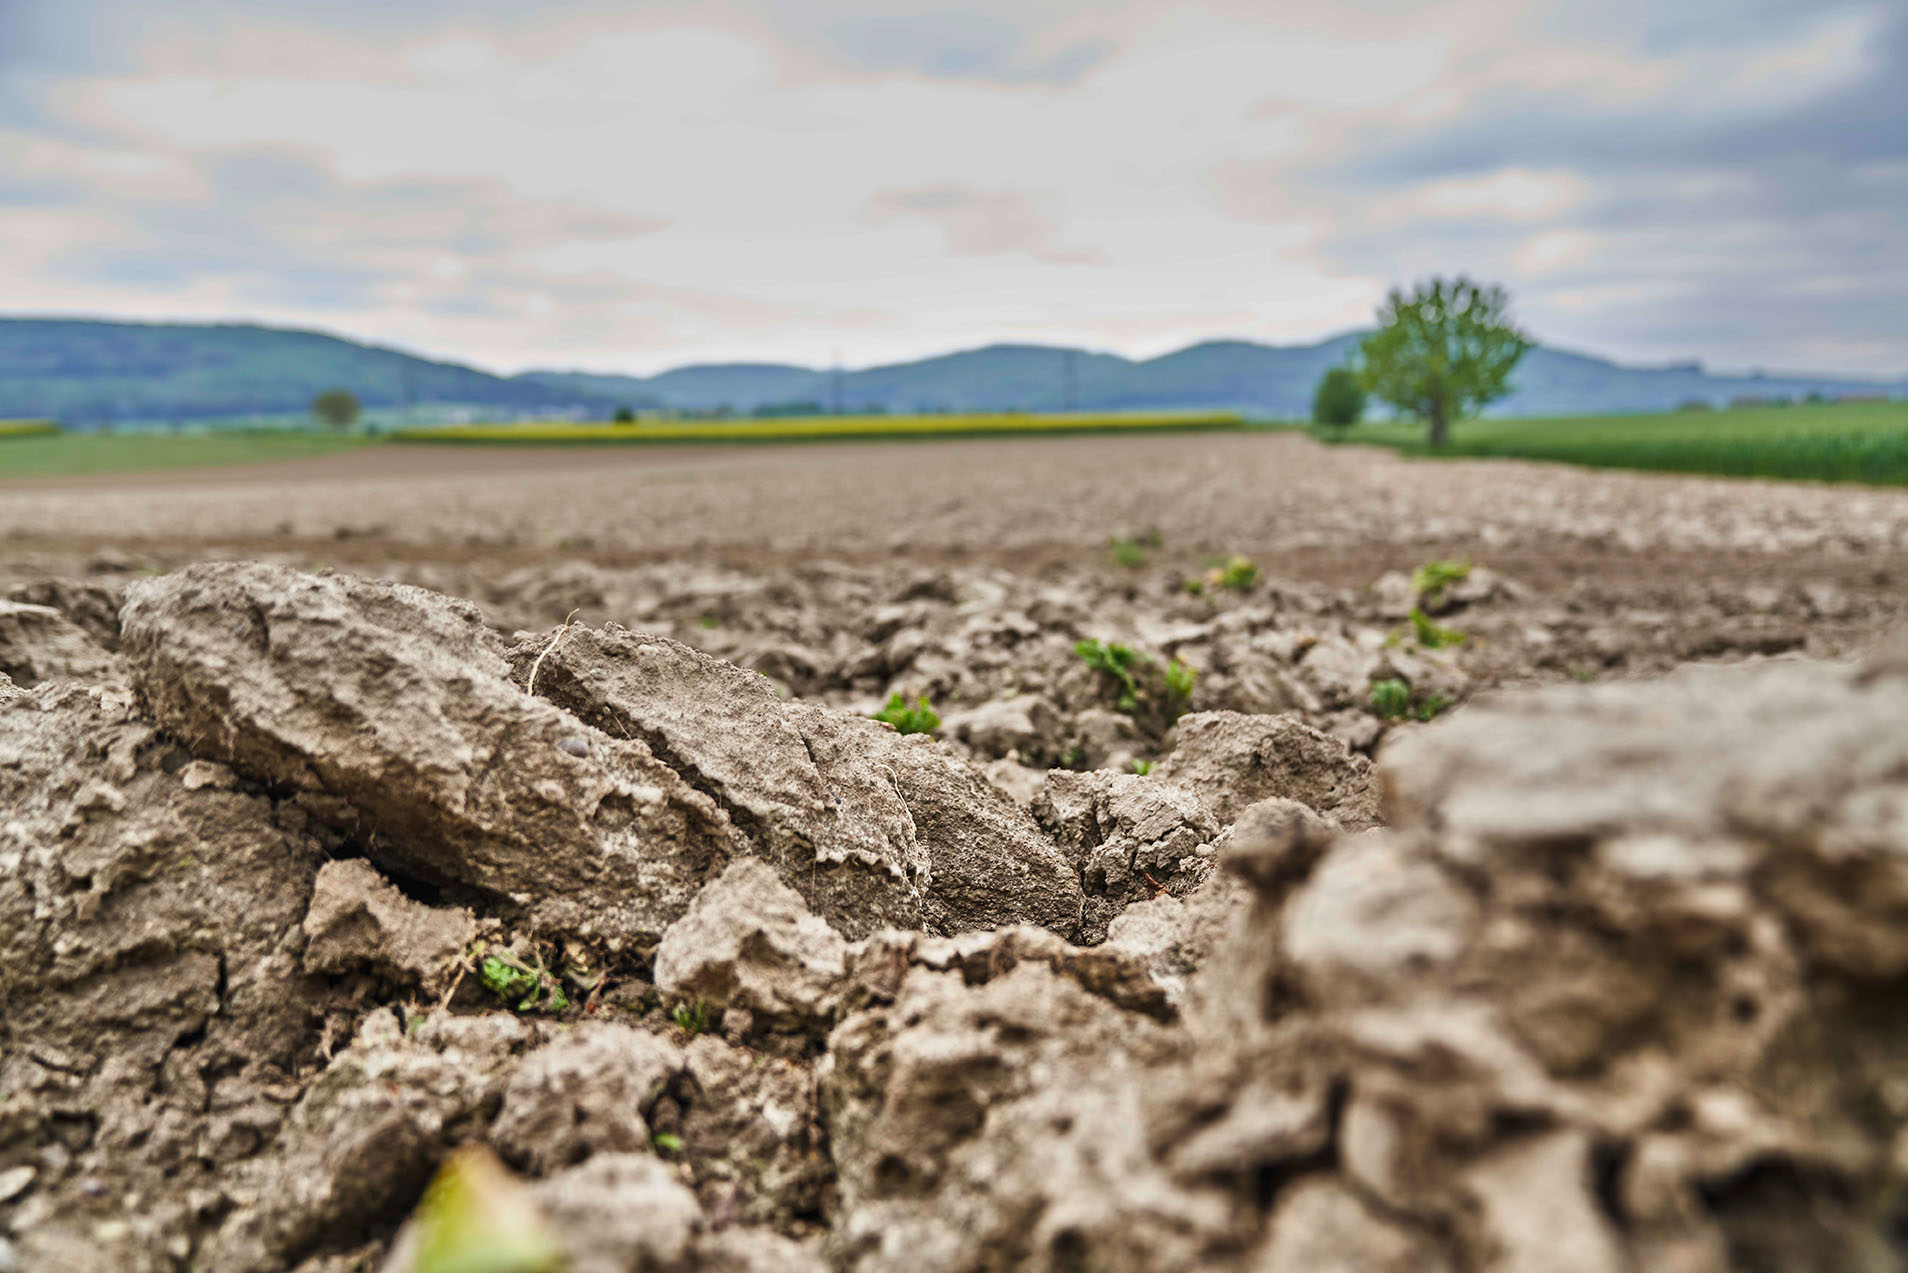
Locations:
873;692;940;734
1408;607;1466;650
612;405;637;424
1369;679;1411;720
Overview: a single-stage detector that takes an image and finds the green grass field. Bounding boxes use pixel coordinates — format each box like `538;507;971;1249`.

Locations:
390;410;1245;445
1320;401;1908;485
0;429;373;481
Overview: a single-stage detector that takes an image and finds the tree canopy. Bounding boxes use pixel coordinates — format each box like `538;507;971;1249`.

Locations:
1312;365;1367;434
1359;277;1530;446
310;387;361;430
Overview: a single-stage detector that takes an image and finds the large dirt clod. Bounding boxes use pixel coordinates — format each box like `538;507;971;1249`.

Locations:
504;623;928;936
0;598;119;687
0;684;342;1272
654;859;850;1035
514;619;1082;938
1157;710;1379;827
120;564;763;943
301;859;476;994
1033;768;1223;942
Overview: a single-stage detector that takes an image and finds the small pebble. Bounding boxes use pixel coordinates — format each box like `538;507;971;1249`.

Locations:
0;1165;33;1202
555;736;590;758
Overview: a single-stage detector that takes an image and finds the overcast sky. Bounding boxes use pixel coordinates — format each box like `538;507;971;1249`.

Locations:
1;0;1902;376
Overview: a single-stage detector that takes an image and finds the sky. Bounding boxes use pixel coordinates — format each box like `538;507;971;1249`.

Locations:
1;0;1903;377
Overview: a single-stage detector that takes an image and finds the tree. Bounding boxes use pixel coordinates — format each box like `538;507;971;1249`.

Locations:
311;388;361;431
1358;277;1530;447
1311;366;1367;437
612;405;636;424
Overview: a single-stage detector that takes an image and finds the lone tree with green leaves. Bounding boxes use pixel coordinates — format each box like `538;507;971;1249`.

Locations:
310;388;361;431
1311;365;1367;437
1358;277;1530;447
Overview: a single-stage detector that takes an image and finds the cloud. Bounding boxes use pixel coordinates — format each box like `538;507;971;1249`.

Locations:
0;0;1901;375
816;9;1116;86
864;183;1107;264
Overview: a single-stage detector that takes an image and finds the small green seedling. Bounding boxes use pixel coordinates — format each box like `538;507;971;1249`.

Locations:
408;1146;563;1273
1415;693;1453;721
1163;657;1196;706
1109;536;1149;569
1061;744;1087;771
1369;679;1412;720
651;1132;684;1154
1130;759;1154;776
672;999;708;1036
1181;576;1206;596
1194;554;1259;593
478;948;570;1014
1411;559;1472;607
1075;638;1147;712
873;692;940;735
697;615;720;630
1214;555;1259;591
1408;607;1466;650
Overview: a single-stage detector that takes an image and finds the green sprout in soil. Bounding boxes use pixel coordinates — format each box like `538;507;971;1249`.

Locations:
1213;555;1260;591
1411;559;1472;607
873;692;940;735
1061;744;1087;771
1109;537;1149;569
1408;607;1467;650
1371;678;1455;722
1163;657;1196;707
1075;638;1147;713
672;999;709;1036
697;615;721;630
1370;679;1412;720
652;1132;684;1154
408;1146;563;1273
1191;554;1259;594
1130;759;1154;776
478;947;571;1015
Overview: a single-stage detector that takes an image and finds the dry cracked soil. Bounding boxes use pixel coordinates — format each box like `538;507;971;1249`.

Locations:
6;430;1908;1272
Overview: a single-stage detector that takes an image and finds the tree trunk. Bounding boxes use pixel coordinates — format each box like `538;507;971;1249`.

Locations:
1427;403;1450;448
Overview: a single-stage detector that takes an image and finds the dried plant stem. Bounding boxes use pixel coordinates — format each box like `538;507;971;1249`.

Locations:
525;609;580;697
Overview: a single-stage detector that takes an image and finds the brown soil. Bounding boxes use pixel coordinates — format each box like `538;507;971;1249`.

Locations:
7;431;1908;1272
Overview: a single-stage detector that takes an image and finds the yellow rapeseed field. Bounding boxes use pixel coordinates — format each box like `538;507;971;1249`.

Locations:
0;419;60;440
391;411;1246;445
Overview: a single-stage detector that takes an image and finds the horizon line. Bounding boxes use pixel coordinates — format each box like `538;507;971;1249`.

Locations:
0;309;1902;388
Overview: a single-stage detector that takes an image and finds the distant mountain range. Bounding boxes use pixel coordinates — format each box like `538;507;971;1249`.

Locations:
0;317;1900;426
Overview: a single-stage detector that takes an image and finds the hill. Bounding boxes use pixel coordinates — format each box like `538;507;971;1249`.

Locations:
0;316;1898;424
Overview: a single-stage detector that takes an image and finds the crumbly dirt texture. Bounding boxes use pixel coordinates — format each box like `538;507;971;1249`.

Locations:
5;432;1908;1272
